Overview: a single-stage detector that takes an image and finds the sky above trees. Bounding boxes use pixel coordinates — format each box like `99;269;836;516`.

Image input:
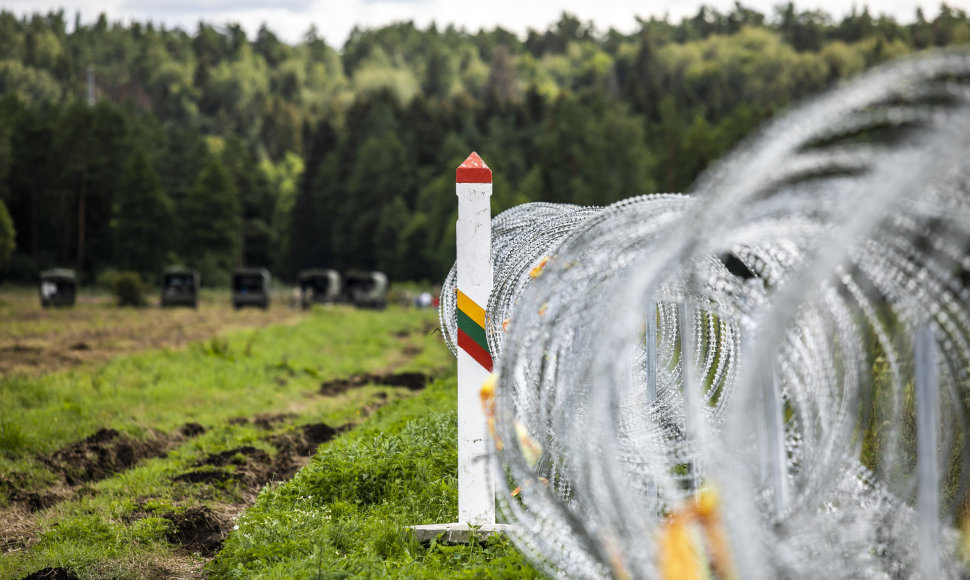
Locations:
2;0;968;45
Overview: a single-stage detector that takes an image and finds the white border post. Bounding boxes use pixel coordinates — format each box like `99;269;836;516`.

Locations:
454;152;495;524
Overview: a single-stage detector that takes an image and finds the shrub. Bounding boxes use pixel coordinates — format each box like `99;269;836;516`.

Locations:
114;271;147;307
95;268;121;292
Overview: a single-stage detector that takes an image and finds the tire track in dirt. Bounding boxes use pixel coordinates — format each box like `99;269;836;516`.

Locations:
318;371;432;396
1;422;208;515
142;372;436;561
3;329;433;517
21;567;79;579
153;422;346;556
8;322;442;576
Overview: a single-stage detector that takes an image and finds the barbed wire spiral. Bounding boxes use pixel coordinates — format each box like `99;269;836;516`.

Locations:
440;49;970;579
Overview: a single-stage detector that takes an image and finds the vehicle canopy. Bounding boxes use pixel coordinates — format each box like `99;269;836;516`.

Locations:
343;270;388;309
164;265;198;276
163;266;199;286
40;268;77;283
232;267;271;309
39;268;77;307
297;268;341;306
161;266;200;307
233;267;270;291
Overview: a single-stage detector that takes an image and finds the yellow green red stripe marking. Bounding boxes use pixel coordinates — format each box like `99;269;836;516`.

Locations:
456;289;486;327
457;309;488;350
456;289;493;371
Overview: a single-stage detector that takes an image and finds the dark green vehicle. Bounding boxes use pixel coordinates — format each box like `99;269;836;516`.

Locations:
161;266;200;308
232;267;271;309
39;268;77;308
298;269;341;309
343;271;388;309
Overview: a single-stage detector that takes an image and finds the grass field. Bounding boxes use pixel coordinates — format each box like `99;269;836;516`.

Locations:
0;290;538;579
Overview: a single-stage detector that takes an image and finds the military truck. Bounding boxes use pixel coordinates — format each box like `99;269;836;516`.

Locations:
161;266;200;308
39;268;77;308
297;269;341;309
343;271;388;309
232;267;271;309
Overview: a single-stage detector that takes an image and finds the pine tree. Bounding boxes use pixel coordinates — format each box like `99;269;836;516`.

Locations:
114;149;174;278
221;137;274;268
181;157;241;285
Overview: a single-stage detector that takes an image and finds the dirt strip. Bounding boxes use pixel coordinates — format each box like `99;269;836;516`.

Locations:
0;293;305;377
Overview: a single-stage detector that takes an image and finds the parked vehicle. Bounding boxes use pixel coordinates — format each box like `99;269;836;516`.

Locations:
297;269;341;309
39;268;77;308
343;271;387;309
232;267;271;309
161;266;200;308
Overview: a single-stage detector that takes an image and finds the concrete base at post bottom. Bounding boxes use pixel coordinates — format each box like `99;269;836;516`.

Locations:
408;522;516;544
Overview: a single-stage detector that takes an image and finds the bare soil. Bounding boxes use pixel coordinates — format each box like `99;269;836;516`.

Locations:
43;428;171;487
161;506;229;557
21;567;79;580
1;423;209;514
319;371;432;396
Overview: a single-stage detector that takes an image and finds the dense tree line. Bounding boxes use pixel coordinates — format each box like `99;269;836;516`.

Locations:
0;3;968;284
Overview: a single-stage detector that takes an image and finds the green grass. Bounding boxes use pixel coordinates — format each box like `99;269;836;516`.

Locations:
0;305;542;579
0;305;442;462
208;377;543;580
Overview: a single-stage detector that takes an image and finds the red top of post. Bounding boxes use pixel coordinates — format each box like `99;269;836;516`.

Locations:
456;152;492;184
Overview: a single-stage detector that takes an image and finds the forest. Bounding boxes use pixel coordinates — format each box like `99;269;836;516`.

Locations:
0;3;968;285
